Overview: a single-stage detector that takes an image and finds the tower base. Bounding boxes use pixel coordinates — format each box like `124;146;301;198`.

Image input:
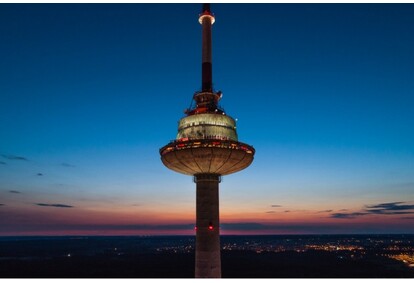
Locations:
195;173;221;278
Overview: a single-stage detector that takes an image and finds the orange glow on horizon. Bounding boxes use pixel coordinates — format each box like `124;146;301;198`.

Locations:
2;200;412;236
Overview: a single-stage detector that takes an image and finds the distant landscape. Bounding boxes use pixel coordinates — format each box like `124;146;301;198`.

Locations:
1;235;413;278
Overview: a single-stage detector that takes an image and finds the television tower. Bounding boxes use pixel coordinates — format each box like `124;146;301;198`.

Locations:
160;4;255;278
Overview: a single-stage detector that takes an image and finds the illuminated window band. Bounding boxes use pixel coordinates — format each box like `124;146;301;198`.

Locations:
160;139;255;156
177;113;238;141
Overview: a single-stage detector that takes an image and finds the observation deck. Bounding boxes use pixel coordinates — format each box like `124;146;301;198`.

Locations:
160;138;255;176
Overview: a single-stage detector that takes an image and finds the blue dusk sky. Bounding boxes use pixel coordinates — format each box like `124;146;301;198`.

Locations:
0;3;413;235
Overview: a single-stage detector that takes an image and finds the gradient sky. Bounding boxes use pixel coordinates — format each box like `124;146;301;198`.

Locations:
1;3;414;235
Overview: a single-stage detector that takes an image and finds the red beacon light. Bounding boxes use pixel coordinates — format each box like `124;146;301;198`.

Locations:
208;222;214;231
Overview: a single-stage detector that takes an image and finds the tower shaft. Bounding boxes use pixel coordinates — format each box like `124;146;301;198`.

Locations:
195;173;221;278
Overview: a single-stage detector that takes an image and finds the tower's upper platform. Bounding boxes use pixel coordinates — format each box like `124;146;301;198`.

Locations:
160;4;255;177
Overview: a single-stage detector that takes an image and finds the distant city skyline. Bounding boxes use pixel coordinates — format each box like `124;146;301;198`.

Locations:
1;3;414;235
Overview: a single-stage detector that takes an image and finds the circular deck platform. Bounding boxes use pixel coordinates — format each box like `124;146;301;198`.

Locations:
160;139;255;176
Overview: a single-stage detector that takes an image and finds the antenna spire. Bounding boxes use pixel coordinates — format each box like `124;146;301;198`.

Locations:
199;3;215;92
202;3;210;13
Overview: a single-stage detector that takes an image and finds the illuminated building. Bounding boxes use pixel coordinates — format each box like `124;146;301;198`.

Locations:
159;4;255;278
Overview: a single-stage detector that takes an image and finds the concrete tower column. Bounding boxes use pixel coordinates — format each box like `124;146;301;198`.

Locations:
195;173;221;278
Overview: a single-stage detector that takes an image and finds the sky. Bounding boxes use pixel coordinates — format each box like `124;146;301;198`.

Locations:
0;3;414;236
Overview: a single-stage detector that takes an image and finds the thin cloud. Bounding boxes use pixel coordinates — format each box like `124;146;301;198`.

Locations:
331;212;368;219
271;204;282;207
266;211;276;214
317;210;333;213
1;154;28;161
365;210;414;215
35;203;73;208
330;201;414;219
37;173;43;176
9;190;21;194
0;204;4;206
0;161;6;165
284;210;290;213
366;202;414;211
61;163;75;168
